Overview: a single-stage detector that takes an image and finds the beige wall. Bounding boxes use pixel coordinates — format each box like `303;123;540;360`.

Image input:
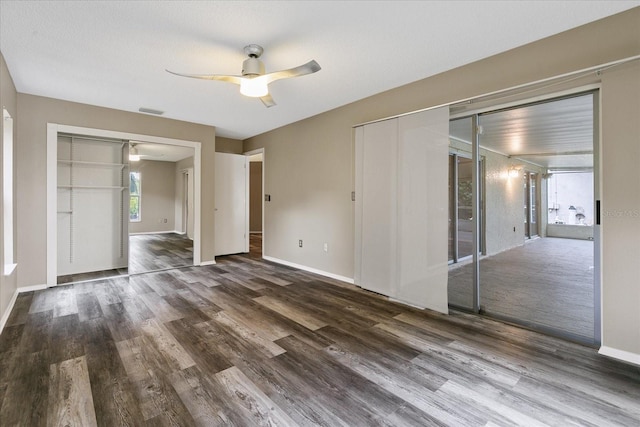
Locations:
250;162;263;232
16;94;216;288
129;160;176;234
0;52;18;325
216;137;243;154
244;9;640;359
449;139;545;256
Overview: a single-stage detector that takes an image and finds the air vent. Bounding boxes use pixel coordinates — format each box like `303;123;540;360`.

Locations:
138;107;164;115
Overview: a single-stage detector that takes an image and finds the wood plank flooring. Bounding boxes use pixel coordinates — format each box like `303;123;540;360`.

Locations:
129;233;194;274
2;243;640;425
448;237;595;343
57;232;194;284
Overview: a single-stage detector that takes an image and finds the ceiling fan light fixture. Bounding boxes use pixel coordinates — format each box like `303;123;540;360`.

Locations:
167;44;320;107
240;78;268;98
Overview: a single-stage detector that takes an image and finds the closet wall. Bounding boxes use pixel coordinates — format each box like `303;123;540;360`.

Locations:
56;134;128;276
354;107;449;313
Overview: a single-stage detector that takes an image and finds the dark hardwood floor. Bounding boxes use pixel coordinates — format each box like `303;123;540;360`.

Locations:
57;232;194;285
2;239;639;426
129;233;194;274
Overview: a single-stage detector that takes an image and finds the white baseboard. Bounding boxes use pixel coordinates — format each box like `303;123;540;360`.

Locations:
17;284;49;293
599;346;640;366
0;283;49;335
262;256;354;284
0;289;19;335
199;259;217;266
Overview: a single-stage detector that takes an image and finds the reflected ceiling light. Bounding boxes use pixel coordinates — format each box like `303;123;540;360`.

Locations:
508;166;519;178
129;144;140;162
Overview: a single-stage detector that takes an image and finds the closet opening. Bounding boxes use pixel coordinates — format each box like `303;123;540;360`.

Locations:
47;123;202;286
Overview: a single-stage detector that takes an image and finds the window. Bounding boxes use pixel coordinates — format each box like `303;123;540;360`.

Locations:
3;109;16;274
547;172;594;225
130;171;141;222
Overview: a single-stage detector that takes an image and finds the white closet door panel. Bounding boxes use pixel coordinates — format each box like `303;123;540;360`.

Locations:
359;119;398;295
215;153;249;256
396;107;449;313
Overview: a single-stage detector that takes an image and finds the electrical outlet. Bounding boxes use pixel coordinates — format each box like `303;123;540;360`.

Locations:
513;226;516;232
164;218;167;223
299;240;303;248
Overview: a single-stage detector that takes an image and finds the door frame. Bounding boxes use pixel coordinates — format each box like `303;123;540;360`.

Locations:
448;87;601;345
244;148;265;257
180;168;194;238
46;123;202;286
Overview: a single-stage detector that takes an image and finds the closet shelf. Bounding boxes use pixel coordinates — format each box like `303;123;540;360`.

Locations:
57;160;126;168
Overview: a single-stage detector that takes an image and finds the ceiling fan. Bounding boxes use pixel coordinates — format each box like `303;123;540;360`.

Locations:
166;44;321;107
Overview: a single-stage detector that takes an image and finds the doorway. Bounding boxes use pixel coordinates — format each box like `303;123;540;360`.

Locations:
245;148;265;258
447;91;600;346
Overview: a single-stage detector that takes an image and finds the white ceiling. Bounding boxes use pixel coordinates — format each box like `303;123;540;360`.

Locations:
1;1;637;140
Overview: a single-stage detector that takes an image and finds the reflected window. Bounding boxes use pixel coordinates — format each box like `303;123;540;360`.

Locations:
130;171;141;222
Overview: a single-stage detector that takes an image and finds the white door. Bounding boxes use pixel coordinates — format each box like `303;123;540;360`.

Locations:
215;153;249;255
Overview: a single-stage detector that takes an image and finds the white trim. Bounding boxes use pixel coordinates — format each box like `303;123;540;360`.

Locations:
46;123;203;286
245;156;250;253
0;282;53;334
4;263;17;276
46;124;58;286
18;284;49;293
263;255;354;284
0;289;18;334
199;259;217;266
599;346;640;366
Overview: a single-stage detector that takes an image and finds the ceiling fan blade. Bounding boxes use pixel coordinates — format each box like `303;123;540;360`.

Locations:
260;94;276;108
263;60;321;84
166;69;243;85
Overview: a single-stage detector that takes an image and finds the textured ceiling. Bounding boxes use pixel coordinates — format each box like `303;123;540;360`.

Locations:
0;1;637;140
